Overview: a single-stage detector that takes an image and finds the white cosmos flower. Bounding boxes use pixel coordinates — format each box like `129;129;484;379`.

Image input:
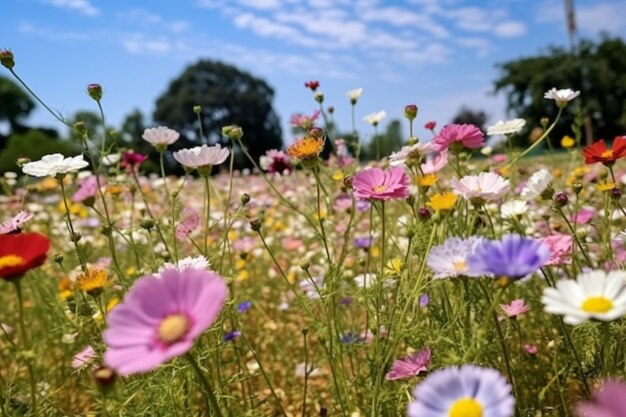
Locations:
156;256;212;278
142;126;180;147
450;172;511;201
542;270;626;325
486;118;526;136
388;142;433;166
347;88;363;103
363;110;386;126
173;144;230;169
520;168;553;200
22;154;89;177
102;153;121;166
500;200;528;219
544;88;580;105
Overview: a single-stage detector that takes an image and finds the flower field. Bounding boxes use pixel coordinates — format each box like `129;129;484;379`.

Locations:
3;52;626;417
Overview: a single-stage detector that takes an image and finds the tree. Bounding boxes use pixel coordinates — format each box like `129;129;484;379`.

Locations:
494;36;626;148
452;107;488;134
153;60;282;168
0;76;35;144
0;130;78;173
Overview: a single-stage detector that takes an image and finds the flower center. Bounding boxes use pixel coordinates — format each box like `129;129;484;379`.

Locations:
158;314;190;345
0;255;25;269
449;397;483;417
453;259;467;272
601;149;614;159
581;296;613;313
373;185;387;193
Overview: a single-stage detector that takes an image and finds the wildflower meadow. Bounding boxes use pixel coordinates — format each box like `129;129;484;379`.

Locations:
3;49;626;417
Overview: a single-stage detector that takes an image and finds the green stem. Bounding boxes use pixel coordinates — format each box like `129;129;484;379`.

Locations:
13;280;37;415
203;175;211;257
506;107;564;168
186;354;223;417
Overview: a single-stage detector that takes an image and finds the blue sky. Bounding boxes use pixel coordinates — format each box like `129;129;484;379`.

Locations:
2;0;626;144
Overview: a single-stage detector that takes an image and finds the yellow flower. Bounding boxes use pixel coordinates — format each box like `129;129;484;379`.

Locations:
427;192;458;212
561;135;575;148
106;297;119;312
332;170;344;181
385;258;403;276
75;267;108;295
59;200;88;217
236;270;250;281
415;174;438;188
58;276;73;300
106;184;124;196
597;181;617;192
287;136;324;161
234;258;246;270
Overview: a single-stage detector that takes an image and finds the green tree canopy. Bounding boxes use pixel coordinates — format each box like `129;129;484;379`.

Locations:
0;130;78;173
494;36;626;147
363;119;404;160
153;60;282;167
0;76;35;135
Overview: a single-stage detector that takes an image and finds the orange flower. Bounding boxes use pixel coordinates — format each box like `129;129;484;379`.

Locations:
287;136;324;161
583;137;626;166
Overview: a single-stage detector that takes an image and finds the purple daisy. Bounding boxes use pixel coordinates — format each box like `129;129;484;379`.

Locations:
385;348;431;381
467;234;550;281
408;365;515;417
103;268;228;376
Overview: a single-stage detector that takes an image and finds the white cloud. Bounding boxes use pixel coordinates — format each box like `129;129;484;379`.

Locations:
18;21;92;40
119;9;190;33
494;21;526;38
46;0;99;16
121;35;172;55
233;13;319;47
456;37;491;57
357;6;450;38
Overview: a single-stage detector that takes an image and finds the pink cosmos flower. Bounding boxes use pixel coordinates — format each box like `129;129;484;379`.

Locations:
432;123;485;152
491;154;508;164
142;126;180;147
500;299;530;318
175;207;200;241
570;207;595;225
0;211;33;234
72;345;97;369
539;234;573;265
576;380;626;417
173;144;230;170
72;175;105;203
352;167;409;201
385;348;431;380
259;150;293;174
523;344;538;355
103;268;228;376
290;109;320;130
421;151;448;174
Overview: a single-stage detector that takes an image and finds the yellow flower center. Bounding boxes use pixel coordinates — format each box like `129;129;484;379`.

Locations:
0;255;25;269
449;397;483;417
287;137;324;160
453;260;467;272
601;149;614;159
581;296;613;313
158;314;190;345
373;184;387;193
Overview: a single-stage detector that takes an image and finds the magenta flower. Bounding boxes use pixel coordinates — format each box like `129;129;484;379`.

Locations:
500;299;530;318
175;207;200;241
576;380;626;417
385;348;431;380
432;123;485;152
523;344;538;355
259;149;293;174
352;167;409;201
0;211;33;234
120;151;148;170
72;175;105;203
103;268;228;375
290;109;320;130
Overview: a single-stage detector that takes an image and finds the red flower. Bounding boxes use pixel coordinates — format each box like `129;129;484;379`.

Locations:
583;137;626;165
0;233;50;280
120;151;148;170
304;81;319;91
424;121;437;130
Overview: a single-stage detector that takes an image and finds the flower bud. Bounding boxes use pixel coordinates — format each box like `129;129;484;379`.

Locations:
424;121;436;130
250;219;262;232
540;117;549;128
403;104;418;121
54;253;64;264
299;259;310;271
0;49;15;70
193;105;202;114
572;183;583;194
314;91;324;103
92;366;117;392
417;207;432;221
70;232;82;243
611;187;622;200
553;192;568;207
222;125;244;141
139;219;155;231
327;106;334;114
16;157;31;167
87;83;103;101
308;127;324;139
343;175;353;189
241;193;251;206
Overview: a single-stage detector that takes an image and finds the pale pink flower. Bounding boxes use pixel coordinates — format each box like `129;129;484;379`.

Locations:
0;211;33;234
500;299;530;318
385;348;431;380
539;234;573;265
72;345;96;369
173;144;230;170
571;207;595;225
290;110;320;130
450;172;510;202
352;167;409;201
142;126;180;147
432;123;484;152
176;207;200;241
421;151;448;174
523;344;538;355
72;175;105;203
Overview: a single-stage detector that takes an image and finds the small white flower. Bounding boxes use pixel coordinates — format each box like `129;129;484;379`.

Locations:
521;168;552;200
480;146;493;156
388;142;433;166
102;153;121;166
173;144;230;169
142;126;180;147
3;171;17;179
486;118;526;136
347;88;363;103
500;200;528;219
363;110;386;126
156;256;212;277
22;154;89;177
450;172;511;202
542;270;626;325
544;88;580;105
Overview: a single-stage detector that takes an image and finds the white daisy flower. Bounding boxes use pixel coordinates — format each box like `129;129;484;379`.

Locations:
347;88;363;104
22;154;89;177
544;88;580;105
542;270;626;325
450;172;510;202
363;110;386;126
520;168;552;200
156;256;212;278
500;200;528;219
388;142;433;166
486;118;526;136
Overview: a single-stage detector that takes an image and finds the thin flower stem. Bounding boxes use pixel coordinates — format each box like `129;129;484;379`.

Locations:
59;178;88;272
506;107;564;168
557;207;593;266
13;279;37;415
203;175;211;257
185;354;224;417
313;167;332;263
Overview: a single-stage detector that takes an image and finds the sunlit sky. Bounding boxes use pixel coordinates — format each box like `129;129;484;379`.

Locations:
2;0;626;144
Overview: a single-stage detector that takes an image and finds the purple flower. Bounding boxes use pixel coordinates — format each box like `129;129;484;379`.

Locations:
419;294;430;308
340;332;359;344
500;299;530;318
353;236;372;249
223;330;241;342
467;234;550;280
355;200;371;212
385;348;431;380
576;379;626;417
103;268;228;376
237;301;252;313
